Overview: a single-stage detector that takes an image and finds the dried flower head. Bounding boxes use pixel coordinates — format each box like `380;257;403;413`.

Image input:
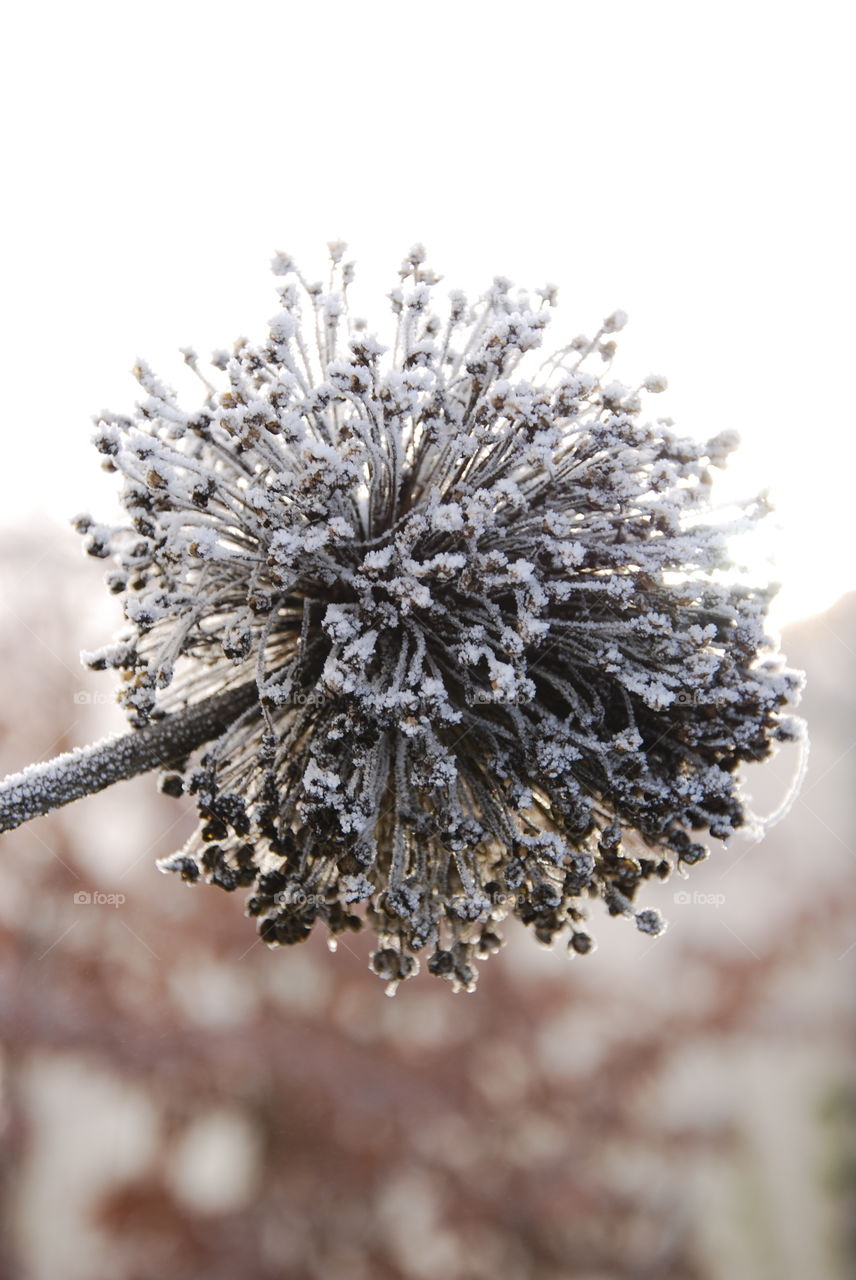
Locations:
74;244;801;991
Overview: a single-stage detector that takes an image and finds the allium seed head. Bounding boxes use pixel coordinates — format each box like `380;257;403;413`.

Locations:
80;245;803;992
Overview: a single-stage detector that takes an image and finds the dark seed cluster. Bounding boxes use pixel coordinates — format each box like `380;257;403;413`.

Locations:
79;244;803;991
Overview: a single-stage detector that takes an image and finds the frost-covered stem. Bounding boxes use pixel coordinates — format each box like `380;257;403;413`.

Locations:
0;681;258;834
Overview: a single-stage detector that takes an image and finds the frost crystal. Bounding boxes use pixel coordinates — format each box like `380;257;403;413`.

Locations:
79;244;802;991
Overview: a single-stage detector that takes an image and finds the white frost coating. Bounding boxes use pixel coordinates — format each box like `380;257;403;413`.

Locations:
40;242;804;993
430;502;464;532
322;604;358;644
0;682;258;832
603;309;628;333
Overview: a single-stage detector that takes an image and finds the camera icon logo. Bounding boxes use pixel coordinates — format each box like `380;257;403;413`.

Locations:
73;891;93;905
73;691;91;705
672;890;692;905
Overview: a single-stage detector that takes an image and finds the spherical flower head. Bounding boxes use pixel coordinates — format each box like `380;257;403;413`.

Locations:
80;245;803;992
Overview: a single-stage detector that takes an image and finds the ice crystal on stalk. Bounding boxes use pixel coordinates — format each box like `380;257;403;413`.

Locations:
79;244;802;991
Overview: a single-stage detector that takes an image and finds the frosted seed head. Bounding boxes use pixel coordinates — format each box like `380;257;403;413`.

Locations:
78;246;802;990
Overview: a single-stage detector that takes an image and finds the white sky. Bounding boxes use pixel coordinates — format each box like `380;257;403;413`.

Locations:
1;0;853;627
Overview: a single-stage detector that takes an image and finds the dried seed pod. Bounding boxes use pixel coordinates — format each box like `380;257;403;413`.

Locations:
54;245;803;989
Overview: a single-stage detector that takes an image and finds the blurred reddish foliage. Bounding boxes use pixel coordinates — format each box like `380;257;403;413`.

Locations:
0;537;853;1280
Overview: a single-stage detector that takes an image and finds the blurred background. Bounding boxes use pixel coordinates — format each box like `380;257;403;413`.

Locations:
1;2;854;1277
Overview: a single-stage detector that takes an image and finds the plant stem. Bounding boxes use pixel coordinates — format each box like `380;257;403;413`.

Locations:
0;680;258;834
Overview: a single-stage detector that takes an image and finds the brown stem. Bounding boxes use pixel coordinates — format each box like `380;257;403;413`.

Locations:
0;680;258;834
